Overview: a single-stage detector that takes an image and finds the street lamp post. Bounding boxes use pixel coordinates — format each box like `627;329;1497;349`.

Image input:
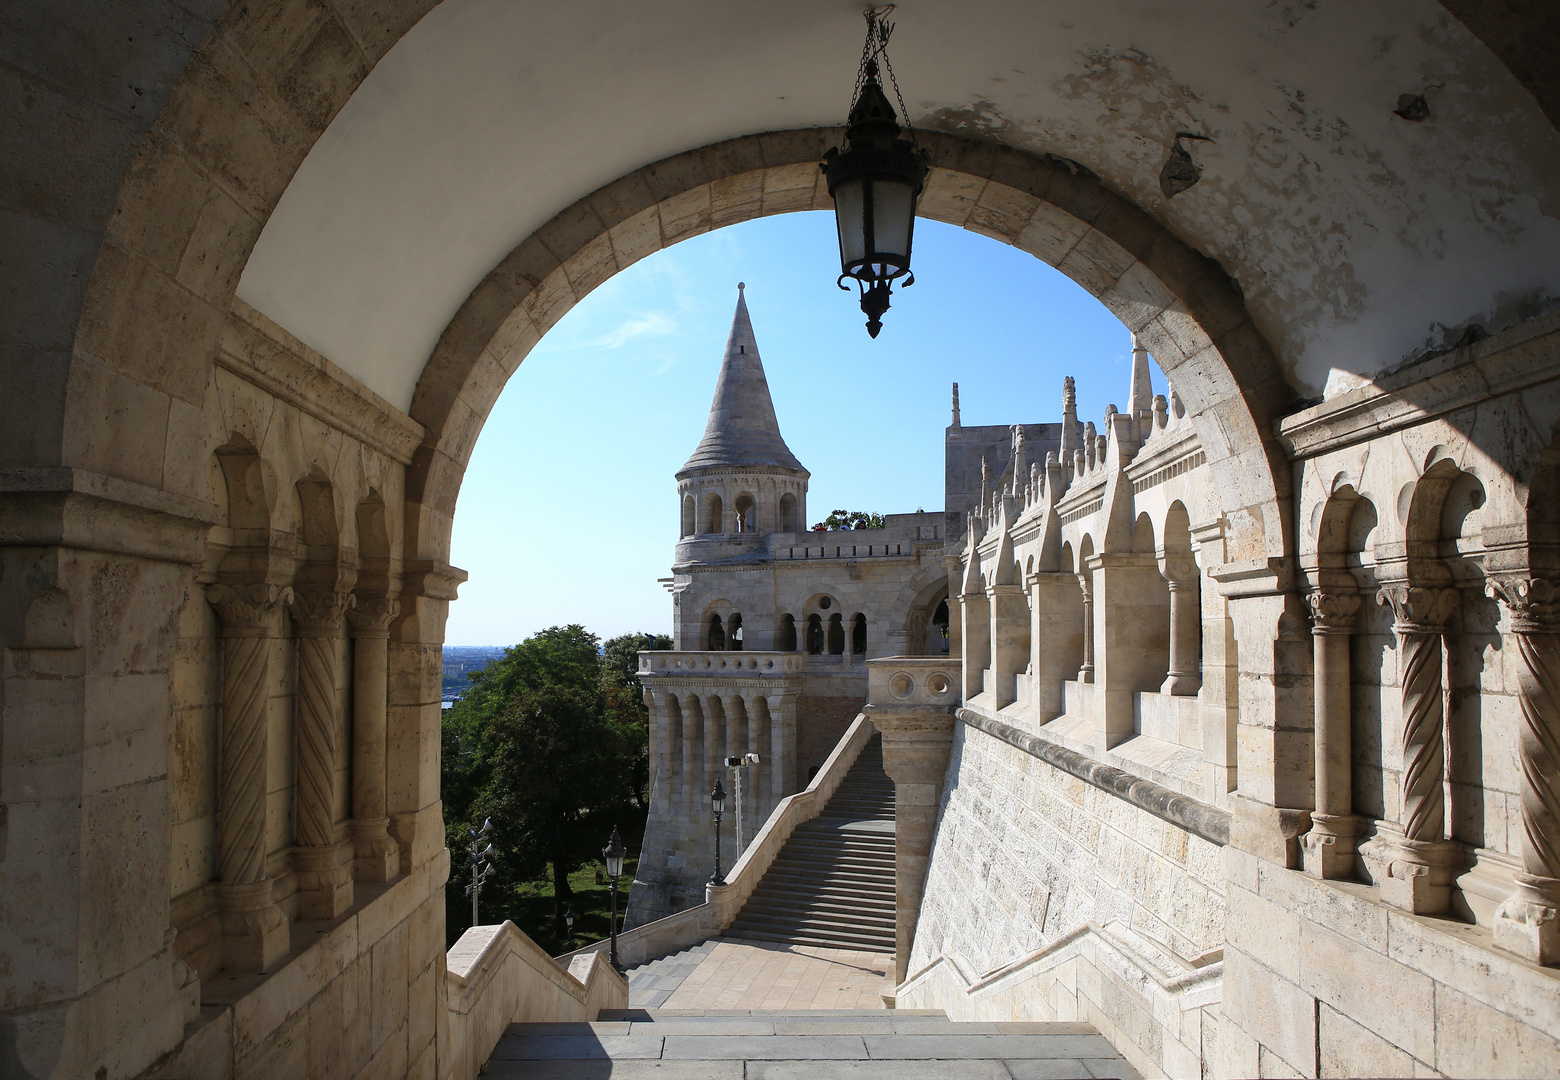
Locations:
564;906;575;949
725;753;761;853
602;827;625;974
709;778;728;887
465;818;495;927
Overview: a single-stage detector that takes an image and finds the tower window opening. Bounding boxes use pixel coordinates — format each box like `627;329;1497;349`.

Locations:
807;613;824;654
852;613;867;656
702;493;724;535
735;493;756;533
707;614;726;650
828;613;845;655
931;598;950;655
681;494;696;537
779;492;799;532
730;613;744;650
779;613;798;651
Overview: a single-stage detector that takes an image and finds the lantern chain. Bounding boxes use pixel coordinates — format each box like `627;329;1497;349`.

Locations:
853;5;917;144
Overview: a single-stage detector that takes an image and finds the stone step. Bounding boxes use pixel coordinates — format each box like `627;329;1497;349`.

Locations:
738;899;897;926
757;870;894;894
723;921;895;952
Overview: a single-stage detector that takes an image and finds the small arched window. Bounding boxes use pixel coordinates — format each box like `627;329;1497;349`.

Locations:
703;493;724;535
707;614;726;650
779;492;798;532
851;613;867;656
827;613;845;655
681;495;696;538
806;613;824;654
730;613;744;650
734;493;756;533
779;614;797;651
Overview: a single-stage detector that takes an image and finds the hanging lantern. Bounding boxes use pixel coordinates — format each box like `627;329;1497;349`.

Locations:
822;7;929;338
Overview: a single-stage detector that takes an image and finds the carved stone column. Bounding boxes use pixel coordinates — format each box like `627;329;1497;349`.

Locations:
347;594;400;883
290;586;355;919
1376;584;1461;913
1487;576;1560;964
1302;590;1362;879
206;583;292;973
1077;571;1095;684
768;691;800;803
987;583;1028;709
1161;560;1202;696
870;708;956;989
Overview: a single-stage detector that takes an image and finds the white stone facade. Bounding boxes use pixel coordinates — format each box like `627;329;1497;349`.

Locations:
628;290;950;925
894;322;1560;1076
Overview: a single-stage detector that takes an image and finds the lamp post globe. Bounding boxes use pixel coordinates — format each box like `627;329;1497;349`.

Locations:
822;11;929;338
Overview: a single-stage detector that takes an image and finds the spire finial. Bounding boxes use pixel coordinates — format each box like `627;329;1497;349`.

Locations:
738;282;745;291
1129;334;1152;420
951;382;961;427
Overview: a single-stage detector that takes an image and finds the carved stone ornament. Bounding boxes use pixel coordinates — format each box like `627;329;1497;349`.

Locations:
206;583;292;634
347;594;401;635
290;586;355;635
1486;576;1560;634
1375;584;1459;633
1307;590;1362;634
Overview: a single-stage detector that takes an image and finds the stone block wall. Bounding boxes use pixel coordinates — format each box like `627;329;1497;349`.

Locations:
798;693;866;778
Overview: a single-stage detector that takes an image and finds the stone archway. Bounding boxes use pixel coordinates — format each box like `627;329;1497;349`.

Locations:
404;128;1294;579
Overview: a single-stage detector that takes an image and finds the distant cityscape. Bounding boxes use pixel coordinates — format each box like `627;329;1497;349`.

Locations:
441;645;507;705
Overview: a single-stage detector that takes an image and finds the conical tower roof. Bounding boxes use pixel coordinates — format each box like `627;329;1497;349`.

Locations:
679;285;808;476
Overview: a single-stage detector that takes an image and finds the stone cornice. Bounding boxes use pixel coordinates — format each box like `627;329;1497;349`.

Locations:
956;707;1231;848
0;474;218;564
220;301;426;465
1275;309;1560;459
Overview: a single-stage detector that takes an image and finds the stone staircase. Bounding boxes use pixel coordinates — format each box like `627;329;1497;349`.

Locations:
480;1009;1139;1078
725;733;896;952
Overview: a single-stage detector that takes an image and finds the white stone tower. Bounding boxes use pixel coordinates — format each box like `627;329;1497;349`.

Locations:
673;284;810;650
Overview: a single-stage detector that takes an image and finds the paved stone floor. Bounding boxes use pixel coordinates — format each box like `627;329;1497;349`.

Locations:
481;1010;1140;1078
629;937;892;1011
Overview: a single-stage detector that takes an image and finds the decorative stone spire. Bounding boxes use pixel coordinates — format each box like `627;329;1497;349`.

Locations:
951;382;961;428
679;284;807;476
1129;334;1153;422
1061;376;1078;458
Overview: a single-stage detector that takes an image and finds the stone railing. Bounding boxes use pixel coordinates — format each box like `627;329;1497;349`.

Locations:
866;655;961;707
444;921;626;1080
896;920;1221;1080
639;650;804;676
556;713;879;968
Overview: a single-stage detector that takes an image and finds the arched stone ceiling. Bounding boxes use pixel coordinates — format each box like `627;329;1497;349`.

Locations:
237;0;1560;412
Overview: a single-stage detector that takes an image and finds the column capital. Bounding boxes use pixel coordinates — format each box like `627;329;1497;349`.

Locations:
346;593;401;636
1375;583;1459;633
290;585;355;635
206;583;292;634
1486;576;1560;633
1307;590;1362;634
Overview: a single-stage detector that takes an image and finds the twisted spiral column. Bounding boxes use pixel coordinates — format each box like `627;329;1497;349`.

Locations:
1375;584;1460;913
1487;576;1560;964
1302;590;1362;879
347;594;401;881
206;583;291;973
290;586;355;918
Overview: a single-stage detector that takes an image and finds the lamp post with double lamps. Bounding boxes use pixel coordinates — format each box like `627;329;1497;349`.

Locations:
465;818;496;927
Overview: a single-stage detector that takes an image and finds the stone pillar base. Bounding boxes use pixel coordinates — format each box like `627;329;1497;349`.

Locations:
1494;874;1560;965
217;880;289;973
295;843;355;919
1301;812;1360;880
1379;837;1460;914
1160;672;1200;696
352;818;401;883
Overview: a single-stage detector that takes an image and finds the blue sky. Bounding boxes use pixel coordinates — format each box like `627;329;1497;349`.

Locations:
445;211;1162;645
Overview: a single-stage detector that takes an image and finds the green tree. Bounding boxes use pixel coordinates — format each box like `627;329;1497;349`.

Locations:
599;632;670;810
471;683;638;942
811;509;885;531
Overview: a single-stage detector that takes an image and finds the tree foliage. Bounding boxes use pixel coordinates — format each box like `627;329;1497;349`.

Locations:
442;625;669;945
810;509;885;531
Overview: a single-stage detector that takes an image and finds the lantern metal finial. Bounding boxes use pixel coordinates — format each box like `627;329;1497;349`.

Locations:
822;7;929;338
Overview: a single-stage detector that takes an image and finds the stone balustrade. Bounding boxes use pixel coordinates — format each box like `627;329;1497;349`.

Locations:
640;649;804;675
866;655;961;708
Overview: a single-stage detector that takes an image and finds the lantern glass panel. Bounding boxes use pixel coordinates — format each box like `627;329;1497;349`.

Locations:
606;851;624;878
870;178;915;265
834;176;867;271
